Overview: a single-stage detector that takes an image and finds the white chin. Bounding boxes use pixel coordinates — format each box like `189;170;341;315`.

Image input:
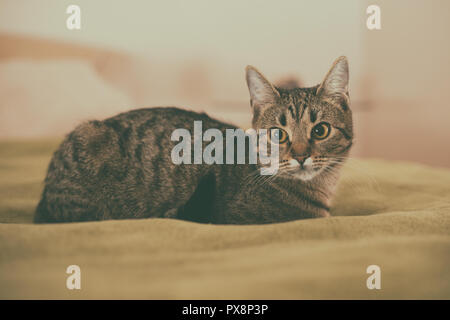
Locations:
292;169;317;181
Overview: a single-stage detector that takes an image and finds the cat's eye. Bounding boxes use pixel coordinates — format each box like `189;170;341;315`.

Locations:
269;127;289;144
311;122;331;140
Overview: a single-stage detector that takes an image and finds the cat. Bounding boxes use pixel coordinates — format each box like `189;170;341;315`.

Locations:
34;56;353;224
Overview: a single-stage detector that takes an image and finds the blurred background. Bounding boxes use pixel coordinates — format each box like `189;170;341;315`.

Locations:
0;0;449;167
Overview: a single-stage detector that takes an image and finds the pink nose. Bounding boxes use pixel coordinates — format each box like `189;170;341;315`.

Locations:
291;143;310;164
295;154;309;165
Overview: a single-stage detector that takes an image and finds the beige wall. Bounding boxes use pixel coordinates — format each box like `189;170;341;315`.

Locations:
359;0;450;167
0;0;366;96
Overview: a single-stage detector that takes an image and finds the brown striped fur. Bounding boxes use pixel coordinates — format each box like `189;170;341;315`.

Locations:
34;57;353;224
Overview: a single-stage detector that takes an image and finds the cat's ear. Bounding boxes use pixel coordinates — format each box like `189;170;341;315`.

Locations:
245;66;280;109
317;56;349;101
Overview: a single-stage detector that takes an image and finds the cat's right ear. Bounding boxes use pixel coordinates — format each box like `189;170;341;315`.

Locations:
245;66;280;109
317;56;349;101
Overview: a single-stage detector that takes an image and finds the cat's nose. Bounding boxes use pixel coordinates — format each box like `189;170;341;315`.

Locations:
291;142;310;165
296;154;310;165
292;142;308;156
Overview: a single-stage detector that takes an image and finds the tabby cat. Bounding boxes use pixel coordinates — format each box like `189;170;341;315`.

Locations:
34;56;353;224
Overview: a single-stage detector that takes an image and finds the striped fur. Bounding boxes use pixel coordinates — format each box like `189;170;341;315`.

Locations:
35;57;353;224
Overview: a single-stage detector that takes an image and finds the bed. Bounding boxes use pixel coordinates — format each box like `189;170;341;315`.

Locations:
0;139;449;299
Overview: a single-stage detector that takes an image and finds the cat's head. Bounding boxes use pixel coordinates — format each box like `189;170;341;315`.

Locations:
245;56;353;181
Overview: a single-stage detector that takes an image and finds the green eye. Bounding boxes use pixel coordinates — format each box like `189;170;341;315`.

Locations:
311;122;331;140
269;127;289;144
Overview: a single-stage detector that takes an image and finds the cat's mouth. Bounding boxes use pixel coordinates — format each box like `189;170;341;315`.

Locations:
279;158;322;181
290;166;319;181
259;157;333;181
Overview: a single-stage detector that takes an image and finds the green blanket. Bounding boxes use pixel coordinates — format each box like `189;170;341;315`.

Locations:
0;140;449;299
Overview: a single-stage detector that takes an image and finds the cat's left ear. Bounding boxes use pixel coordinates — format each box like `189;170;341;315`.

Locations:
245;65;280;109
317;56;349;103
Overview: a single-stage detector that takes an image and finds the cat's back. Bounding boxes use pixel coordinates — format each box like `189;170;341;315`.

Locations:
106;106;235;131
49;106;234;172
67;106;235;171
